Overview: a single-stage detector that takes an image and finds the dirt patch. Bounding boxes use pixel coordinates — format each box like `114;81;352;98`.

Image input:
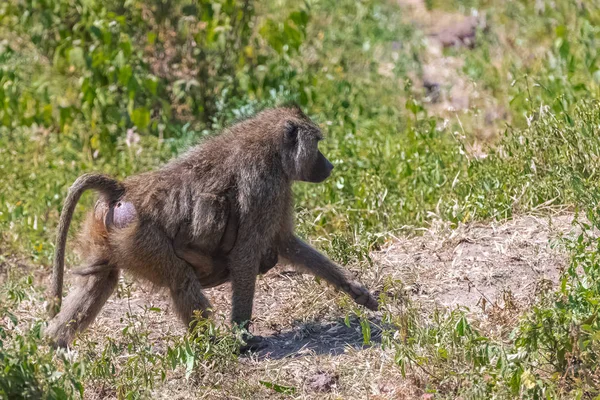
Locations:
394;0;508;150
375;213;579;315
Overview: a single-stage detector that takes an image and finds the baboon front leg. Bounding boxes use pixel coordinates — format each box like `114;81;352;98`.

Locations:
228;252;260;328
227;252;265;352
46;268;119;348
279;235;379;311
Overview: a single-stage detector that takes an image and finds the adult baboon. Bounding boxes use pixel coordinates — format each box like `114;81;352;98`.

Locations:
46;105;378;348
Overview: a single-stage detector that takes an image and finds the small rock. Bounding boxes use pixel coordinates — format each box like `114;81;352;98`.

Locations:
423;79;441;103
308;371;338;392
432;16;484;49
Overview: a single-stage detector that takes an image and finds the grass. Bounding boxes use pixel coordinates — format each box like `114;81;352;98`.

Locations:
3;0;600;398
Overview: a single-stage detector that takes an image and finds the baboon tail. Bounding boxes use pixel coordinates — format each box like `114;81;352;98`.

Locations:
49;173;125;317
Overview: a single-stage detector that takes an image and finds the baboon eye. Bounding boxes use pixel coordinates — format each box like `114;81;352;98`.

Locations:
285;122;298;144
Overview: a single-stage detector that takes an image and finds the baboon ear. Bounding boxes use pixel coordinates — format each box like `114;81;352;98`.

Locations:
284;121;298;145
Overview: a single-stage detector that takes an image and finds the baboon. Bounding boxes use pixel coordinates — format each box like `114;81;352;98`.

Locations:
46;105;378;348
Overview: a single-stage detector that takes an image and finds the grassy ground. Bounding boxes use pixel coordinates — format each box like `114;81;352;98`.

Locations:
3;0;600;398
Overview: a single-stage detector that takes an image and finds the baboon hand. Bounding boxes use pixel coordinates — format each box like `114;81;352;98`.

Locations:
347;281;378;311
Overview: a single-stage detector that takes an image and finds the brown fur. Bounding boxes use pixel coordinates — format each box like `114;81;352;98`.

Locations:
46;105;378;348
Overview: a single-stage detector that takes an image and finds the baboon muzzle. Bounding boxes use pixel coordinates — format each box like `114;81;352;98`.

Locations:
307;151;334;183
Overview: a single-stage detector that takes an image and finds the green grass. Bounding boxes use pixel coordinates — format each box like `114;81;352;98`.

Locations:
3;0;600;398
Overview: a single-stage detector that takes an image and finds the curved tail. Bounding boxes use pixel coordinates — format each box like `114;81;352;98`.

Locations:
49;173;125;317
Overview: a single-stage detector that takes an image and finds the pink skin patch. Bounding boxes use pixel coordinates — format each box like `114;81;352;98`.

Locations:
112;201;136;228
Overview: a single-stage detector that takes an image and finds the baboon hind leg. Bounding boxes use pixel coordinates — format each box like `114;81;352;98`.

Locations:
122;223;214;329
167;257;214;329
46;267;119;348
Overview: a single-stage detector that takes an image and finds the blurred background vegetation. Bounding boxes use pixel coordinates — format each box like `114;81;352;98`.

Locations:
3;0;600;398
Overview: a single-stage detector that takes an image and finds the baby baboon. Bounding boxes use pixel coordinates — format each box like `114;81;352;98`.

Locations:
47;105;378;348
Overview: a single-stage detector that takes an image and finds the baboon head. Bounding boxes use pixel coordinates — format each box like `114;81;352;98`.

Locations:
278;106;334;183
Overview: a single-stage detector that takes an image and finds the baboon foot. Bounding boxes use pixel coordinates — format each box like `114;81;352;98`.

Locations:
348;281;379;311
239;333;267;353
45;319;75;349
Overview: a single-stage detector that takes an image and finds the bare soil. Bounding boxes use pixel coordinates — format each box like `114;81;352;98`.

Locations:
376;214;578;315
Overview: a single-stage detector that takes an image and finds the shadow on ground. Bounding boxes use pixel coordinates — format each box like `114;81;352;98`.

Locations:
251;316;384;360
